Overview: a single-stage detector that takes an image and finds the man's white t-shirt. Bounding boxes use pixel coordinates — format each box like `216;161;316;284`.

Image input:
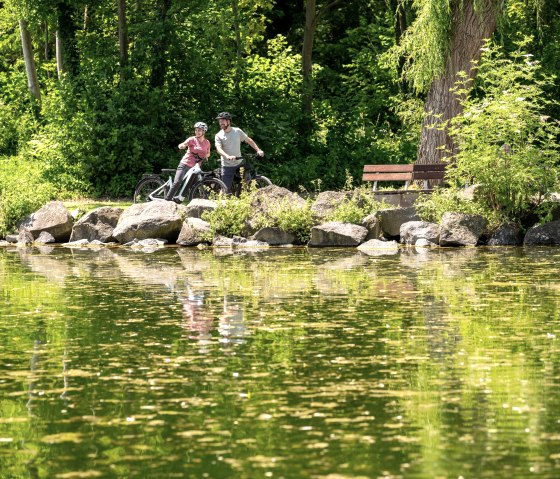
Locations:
215;127;248;167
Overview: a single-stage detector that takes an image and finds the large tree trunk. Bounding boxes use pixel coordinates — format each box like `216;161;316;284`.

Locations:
416;0;499;164
117;0;129;80
19;19;41;110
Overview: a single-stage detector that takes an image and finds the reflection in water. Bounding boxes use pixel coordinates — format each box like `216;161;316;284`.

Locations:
1;245;560;478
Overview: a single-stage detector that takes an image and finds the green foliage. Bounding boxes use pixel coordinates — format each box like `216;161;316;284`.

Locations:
415;187;497;225
0;155;56;236
202;191;253;238
254;197;316;244
326;186;390;224
447;41;560;224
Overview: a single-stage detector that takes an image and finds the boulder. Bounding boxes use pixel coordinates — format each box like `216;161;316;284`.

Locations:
439;212;487;246
17;227;34;245
177;218;211;246
5;234;18;243
183;199;217;219
415;238;438;247
523;220;560;246
35;231;56;244
311;191;352;220
69;206;123;243
250;227;296;245
488;224;523;246
357;239;399;256
362;214;382;241
308;222;368;247
112;201;184;244
377;207;420;238
18;201;73;242
400;221;440;245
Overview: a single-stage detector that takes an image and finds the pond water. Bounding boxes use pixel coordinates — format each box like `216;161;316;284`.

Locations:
1;244;560;479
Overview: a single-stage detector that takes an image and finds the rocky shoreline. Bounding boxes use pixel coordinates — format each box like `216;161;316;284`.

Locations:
2;186;560;251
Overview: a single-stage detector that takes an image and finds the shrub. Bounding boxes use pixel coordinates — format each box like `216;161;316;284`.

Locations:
202;191;253;238
447;41;560;224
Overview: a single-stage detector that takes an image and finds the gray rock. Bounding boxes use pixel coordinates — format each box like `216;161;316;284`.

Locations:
362;214;382;241
439;212;487;246
308;222;368;247
400;221;440;245
377;207;420;237
183;199;217;219
357;239;399;256
69;206;123;243
237;240;269;248
35;231;56;244
177;218;211;246
250;227;296;245
63;239;90;247
523;220;560;246
5;234;18;243
18;201;73;242
415;238;438;247
488;224;523;246
214;236;234;247
17;227;34;245
112;201;183;244
311;191;352;220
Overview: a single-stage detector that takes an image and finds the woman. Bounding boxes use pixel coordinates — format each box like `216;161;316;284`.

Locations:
165;122;211;201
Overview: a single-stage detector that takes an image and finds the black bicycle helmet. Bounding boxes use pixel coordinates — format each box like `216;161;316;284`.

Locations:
215;111;232;120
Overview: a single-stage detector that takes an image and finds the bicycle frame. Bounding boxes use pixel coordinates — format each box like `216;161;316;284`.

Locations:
148;161;203;202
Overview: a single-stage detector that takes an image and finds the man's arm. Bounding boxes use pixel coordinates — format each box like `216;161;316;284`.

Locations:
245;137;264;157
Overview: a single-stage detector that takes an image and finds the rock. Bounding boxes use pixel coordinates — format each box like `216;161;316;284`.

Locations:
112;201;183;244
415;238;438;247
236;240;269;248
439;212;487;246
400;221;440;245
5;234;18;244
362;214;382;241
213;236;234;247
177;218;211;246
69;206;123;243
311;191;352;220
250;227;296;245
35;231;56;244
357;239;399;256
63;239;90;247
183;199;217;219
308;222;368;247
488;224;523;246
377;207;420;237
523;220;560;246
17;227;34;245
18;201;73;242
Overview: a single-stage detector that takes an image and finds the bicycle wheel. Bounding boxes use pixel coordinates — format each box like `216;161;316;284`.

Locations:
189;177;228;201
133;176;166;203
252;175;272;188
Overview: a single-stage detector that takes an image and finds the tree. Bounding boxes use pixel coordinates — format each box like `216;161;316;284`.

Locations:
19;18;41;111
117;0;128;80
301;0;342;119
394;0;500;164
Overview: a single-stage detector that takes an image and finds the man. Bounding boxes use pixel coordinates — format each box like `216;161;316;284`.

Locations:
214;112;264;192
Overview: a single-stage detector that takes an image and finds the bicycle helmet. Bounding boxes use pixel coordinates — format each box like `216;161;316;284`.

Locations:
215;111;232;121
194;121;208;132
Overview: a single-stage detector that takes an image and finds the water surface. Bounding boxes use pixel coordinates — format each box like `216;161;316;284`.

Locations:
1;244;560;478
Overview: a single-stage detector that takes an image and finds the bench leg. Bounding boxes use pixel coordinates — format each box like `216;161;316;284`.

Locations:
373;181;378;191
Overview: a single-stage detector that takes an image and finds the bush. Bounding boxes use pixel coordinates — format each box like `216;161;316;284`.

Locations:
447;41;560;224
202;191;253;238
0;155;56;236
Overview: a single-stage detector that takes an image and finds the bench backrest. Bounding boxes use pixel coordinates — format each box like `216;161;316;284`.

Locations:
362;163;446;191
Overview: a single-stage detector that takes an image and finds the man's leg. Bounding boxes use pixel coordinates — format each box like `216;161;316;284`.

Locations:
221;165;239;193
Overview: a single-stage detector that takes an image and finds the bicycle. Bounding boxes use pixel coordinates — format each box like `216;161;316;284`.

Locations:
133;156;227;204
218;153;272;196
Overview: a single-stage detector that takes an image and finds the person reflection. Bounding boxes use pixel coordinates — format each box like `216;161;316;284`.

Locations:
180;287;214;353
218;295;247;347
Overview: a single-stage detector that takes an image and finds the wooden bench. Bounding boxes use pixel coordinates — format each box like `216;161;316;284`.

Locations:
362;163;445;192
